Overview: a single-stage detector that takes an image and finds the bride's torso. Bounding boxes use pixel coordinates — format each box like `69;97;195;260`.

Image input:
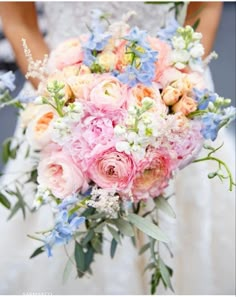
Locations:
42;1;188;49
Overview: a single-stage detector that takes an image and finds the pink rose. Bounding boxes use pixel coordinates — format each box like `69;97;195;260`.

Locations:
132;149;173;201
48;38;84;71
38;151;88;199
89;75;127;110
87;148;136;191
148;37;172;82
172;94;197;116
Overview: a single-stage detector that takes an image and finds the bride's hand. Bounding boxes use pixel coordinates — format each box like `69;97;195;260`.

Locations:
0;2;49;89
185;2;223;58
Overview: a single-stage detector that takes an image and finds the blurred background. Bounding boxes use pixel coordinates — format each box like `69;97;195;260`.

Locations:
0;2;235;172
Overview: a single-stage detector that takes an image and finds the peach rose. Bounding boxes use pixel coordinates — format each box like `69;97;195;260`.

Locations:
26;105;57;149
38;151;88;199
97;51;118;71
172;94;197;116
161;85;182;106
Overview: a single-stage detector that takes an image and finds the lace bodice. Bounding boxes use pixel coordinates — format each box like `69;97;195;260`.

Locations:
43;1;188;49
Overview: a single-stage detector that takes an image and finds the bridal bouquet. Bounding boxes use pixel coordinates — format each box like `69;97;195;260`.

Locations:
1;11;235;294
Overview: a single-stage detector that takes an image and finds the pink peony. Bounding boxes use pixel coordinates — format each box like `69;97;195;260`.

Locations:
38;151;88;199
87;148;136;191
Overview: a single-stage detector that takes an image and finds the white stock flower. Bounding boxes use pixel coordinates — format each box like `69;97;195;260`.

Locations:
190;44;204;58
116;141;131;154
172;36;186;50
114;125;126;136
51;117;72;144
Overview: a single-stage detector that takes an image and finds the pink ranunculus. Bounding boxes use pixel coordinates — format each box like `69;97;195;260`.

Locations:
148;37;172;82
132;148;173;201
89;75;127;110
38;151;88;199
48;38;84;71
128;83;168;114
87;148;136;191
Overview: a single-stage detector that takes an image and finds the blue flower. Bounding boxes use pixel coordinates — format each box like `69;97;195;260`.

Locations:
201;113;222;141
125;27;149;48
43;210;85;257
0;71;15;91
193;88;217;110
157;19;179;44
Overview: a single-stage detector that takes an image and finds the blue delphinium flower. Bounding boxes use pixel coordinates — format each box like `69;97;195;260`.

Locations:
201;113;222;141
43;210;85;257
193;88;218;110
117;27;158;87
0;71;15;91
157;18;180;45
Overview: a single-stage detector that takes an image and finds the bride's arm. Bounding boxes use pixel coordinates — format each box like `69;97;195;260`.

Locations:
0;2;49;88
185;2;223;57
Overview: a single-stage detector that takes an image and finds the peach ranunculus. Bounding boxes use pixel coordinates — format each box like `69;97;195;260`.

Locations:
172;94;197;116
148;37;172;82
89;75;127;110
132;149;173;201
48;38;84;71
26;105;57;149
87;148;136;191
38;151;88;199
67;74;95;100
171;75;193;94
128;83;168;114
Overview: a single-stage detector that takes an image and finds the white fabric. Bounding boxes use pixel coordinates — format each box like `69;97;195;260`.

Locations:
0;2;235;294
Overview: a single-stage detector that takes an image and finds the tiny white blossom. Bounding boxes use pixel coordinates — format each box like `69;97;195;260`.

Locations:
172;36;186;50
116;141;131;154
190;44;204;58
114;125;126;136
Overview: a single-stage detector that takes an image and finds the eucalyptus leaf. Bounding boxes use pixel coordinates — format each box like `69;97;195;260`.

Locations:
192;18;200;31
94;222;106;233
74;241;85;274
139;242;151;255
84;245;94;271
113;218;134;237
91;236;102;253
158;258;174;292
107;225;121;244
155;196;176;218
110;238;118;258
127;213;168;243
81;230;94;246
0;193;11;209
2;138;11;164
63;256;74;284
7;201;21;220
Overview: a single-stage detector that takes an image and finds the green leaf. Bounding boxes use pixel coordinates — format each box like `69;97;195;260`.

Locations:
0;193;11;209
112;218;134;237
2;138;11;163
144;262;156;273
158;258;174;292
74;241;85;274
107;225;121;244
139;242;151;255
84;245;94;271
127;213;168;243
110;238;118;258
192;18;200;31
155;196;176;219
91;236;102;253
29;246;45;259
94;222;106;233
81;230;94;246
63;256;75;284
7;201;21;220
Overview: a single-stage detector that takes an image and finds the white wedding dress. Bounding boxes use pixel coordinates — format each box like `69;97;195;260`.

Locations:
0;2;235;295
